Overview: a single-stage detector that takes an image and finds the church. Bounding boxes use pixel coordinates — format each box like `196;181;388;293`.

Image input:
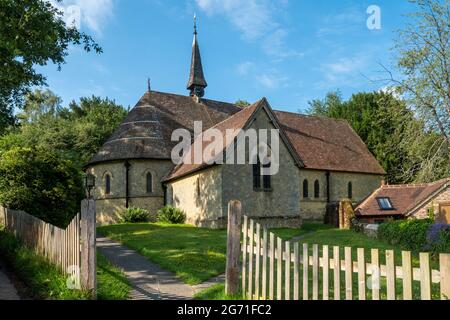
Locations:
86;22;386;228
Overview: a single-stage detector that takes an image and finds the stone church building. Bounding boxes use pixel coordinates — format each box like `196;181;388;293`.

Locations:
86;24;386;228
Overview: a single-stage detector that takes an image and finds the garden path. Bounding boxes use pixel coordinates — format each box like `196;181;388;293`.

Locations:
97;236;195;300
0;264;20;300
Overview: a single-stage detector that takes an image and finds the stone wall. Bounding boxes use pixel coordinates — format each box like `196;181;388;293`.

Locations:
299;169;383;220
87;159;174;224
169;166;223;227
221;108;301;229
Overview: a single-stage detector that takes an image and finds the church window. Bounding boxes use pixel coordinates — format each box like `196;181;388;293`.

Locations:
105;174;111;195
146;172;153;193
314;180;320;198
263;162;271;190
348;182;353;199
253;161;261;190
303;179;309;198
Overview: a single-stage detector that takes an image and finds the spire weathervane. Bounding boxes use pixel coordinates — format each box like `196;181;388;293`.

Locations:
194;13;197;35
187;14;207;98
147;77;151;92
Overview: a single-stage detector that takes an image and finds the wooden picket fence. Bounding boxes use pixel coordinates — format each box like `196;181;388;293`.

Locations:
239;216;450;300
0;200;97;295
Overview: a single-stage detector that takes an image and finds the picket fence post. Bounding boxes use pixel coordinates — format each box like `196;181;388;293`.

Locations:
225;200;242;296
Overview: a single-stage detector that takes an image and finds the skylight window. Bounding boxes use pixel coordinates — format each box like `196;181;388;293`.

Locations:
377;197;393;210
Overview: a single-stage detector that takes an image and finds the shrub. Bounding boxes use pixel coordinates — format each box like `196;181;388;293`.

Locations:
157;205;186;224
120;207;150;223
379;219;432;251
426;223;450;253
0;147;83;227
379;219;450;254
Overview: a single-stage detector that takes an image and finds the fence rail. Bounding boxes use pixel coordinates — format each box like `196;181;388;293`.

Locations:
0;199;96;295
236;215;450;300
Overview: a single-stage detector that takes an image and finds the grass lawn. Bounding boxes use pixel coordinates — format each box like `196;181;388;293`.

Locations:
97;253;131;300
0;226;131;300
98;222;298;286
98;223;228;285
0;227;90;300
194;222;443;300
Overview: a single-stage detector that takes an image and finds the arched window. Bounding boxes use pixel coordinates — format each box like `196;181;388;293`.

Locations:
105;174;111;195
146;172;153;193
314;180;320;198
197;177;201;198
348;182;353;199
263;161;271;190
303;179;309;198
253;160;261;190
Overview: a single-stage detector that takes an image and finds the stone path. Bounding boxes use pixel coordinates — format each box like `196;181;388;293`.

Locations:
0;266;20;300
97;237;195;300
191;273;225;294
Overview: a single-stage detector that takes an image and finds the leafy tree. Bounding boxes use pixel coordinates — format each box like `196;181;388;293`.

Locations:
307;91;448;183
390;0;449;147
0;0;102;128
235;100;251;108
0;90;127;168
0;147;83;227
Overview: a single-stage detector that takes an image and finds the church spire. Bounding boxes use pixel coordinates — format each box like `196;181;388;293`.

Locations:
187;14;207;98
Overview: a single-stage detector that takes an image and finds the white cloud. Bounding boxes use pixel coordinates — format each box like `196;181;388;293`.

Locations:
256;72;288;89
49;0;114;35
317;55;369;88
316;7;365;37
195;0;302;59
237;61;255;76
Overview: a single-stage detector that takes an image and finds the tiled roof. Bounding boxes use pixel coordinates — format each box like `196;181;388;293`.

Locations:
356;179;450;217
87;91;241;165
88;91;386;179
163;100;262;181
274;111;386;175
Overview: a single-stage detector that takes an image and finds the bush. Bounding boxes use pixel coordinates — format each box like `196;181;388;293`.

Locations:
426;223;450;253
119;207;150;223
157;205;186;224
379;219;450;254
0;147;83;227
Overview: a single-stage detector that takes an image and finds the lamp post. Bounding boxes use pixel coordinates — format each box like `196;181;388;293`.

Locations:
85;173;96;199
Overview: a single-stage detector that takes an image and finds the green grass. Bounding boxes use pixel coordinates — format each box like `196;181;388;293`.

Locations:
194;283;243;300
270;221;333;240
0;226;131;300
0;227;91;300
98;223;228;285
97;253;130;300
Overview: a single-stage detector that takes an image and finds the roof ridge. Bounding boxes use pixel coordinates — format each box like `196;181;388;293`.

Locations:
274;110;348;123
142;90;238;108
383;178;449;189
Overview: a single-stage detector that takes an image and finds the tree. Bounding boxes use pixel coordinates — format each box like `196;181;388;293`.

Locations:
0;147;83;227
0;90;127;165
307;91;447;183
386;0;449;147
235;100;251;108
0;0;102;128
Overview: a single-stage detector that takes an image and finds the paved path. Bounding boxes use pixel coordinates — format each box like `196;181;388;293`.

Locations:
97;237;195;300
0;267;20;300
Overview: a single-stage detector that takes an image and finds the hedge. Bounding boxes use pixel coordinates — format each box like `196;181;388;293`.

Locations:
378;219;450;255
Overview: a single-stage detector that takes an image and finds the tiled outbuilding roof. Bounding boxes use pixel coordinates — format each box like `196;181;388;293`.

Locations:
274;111;386;175
355;179;449;217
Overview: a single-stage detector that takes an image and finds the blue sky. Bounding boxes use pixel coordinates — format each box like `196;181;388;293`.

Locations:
40;0;414;113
